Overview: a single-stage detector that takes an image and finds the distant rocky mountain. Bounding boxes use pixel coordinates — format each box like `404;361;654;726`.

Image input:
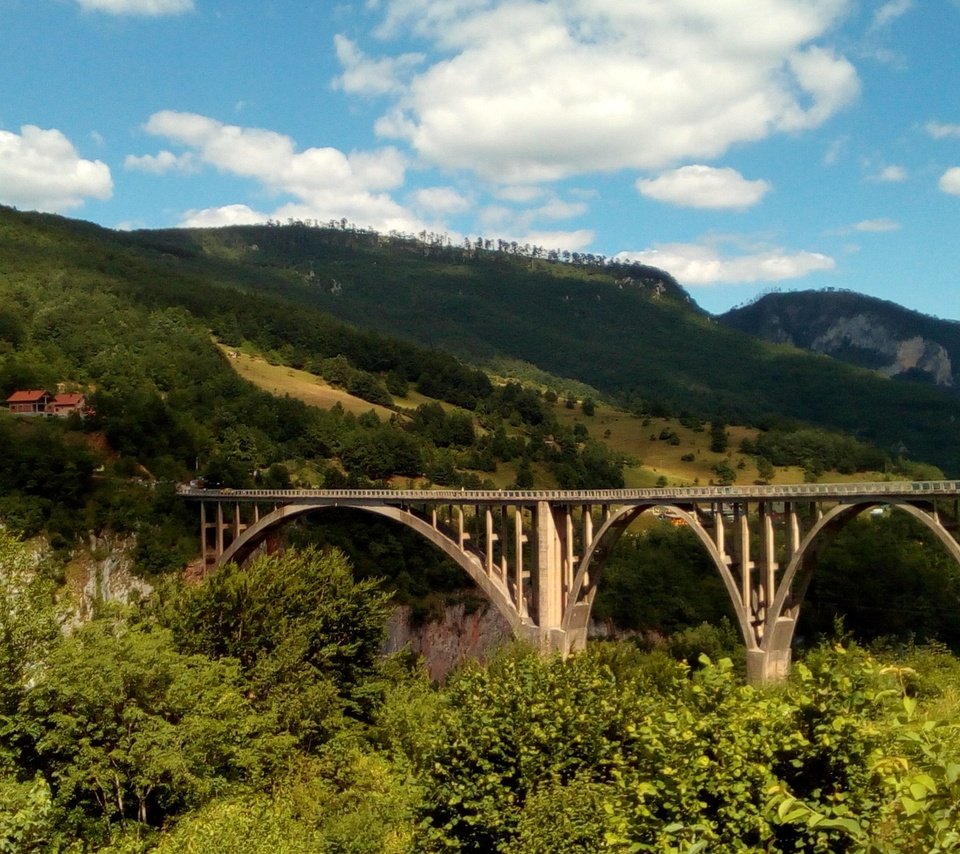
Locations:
719;290;960;389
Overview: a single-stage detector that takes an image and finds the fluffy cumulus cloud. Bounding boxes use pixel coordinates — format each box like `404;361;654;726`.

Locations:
637;165;771;210
615;241;835;286
358;0;859;184
138;110;432;233
178;204;269;228
939;168;960;196
76;0;193;14
0;125;112;212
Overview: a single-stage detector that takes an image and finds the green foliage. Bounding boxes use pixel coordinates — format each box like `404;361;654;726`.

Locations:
151;795;316;854
709;420;728;453
0;776;57;854
22;611;292;832
154;742;416;854
593;527;736;634
415;647;636;851
800;512;960;649
0;415;98;536
711;459;737;485
164;547;392;744
413;641;960;853
0;531;63;720
741;426;888;474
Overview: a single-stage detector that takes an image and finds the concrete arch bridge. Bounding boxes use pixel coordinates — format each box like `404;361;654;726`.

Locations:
178;482;960;683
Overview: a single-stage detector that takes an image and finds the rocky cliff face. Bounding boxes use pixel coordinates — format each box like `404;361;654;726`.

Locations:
384;601;512;681
720;291;960;389
64;533;153;622
807;316;953;386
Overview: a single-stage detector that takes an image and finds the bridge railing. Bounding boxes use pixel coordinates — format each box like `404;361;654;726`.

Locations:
176;481;960;504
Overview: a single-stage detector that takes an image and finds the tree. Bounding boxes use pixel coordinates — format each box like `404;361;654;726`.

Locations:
712;459;737;485
23;612;292;832
165;548;393;744
755;456;775;483
513;457;534;488
709;420;729;454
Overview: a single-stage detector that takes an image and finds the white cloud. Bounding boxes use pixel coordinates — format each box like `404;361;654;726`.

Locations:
332;35;423;96
637;165;771;210
939;168;960;195
124;150;197;174
869;165;907;182
779;46;860;131
139;110;431;234
853;218;900;232
0;125;112;212
514;229;594;252
178;204;268;228
534;197;587;220
362;0;858;183
823;135;849;165
411;186;471;215
495;185;547;204
871;0;914;29
76;0;193;14
615;241;834;286
926;121;960;140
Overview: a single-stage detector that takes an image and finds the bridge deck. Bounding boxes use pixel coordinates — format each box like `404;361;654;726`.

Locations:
177;481;960;505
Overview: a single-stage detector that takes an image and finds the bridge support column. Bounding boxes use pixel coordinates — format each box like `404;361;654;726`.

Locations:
746;617;795;683
534;501;571;655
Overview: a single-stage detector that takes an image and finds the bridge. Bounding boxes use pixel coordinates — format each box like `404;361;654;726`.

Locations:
178;481;960;683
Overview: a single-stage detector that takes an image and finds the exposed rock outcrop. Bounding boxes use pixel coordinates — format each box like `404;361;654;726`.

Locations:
807;316;953;386
65;533;153;621
720;291;960;389
384;601;512;681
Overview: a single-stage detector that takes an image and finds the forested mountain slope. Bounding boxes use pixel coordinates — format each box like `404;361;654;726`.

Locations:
720;289;960;389
124;218;960;474
4;206;960;473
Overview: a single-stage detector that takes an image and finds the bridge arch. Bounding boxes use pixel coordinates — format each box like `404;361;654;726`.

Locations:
764;499;960;656
562;503;753;652
217;502;529;633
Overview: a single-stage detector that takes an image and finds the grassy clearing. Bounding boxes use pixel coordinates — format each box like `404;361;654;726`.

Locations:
220;346;397;419
553;400;884;487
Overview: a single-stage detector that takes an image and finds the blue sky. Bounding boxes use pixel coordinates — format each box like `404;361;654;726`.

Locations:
2;0;959;317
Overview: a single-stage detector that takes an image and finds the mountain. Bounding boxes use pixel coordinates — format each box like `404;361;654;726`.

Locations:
5;207;960;475
719;290;960;390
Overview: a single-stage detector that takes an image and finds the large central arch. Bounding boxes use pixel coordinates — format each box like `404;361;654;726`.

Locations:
217;502;529;634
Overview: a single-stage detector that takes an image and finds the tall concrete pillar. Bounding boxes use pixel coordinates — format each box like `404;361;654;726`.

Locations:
534;501;567;654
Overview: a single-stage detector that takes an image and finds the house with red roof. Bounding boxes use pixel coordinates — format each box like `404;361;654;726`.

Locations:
5;390;88;417
6;389;53;415
49;392;87;417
